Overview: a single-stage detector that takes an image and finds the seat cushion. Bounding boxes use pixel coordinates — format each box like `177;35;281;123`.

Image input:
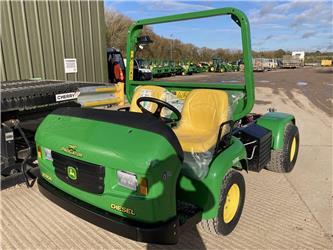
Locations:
174;130;217;153
129;85;167;113
173;89;229;153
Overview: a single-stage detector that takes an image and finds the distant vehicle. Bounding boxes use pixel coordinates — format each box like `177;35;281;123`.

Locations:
321;59;332;67
276;59;283;68
253;58;265;72
134;59;153;81
267;59;278;70
209;58;238;72
236;59;245;71
253;58;277;72
292;51;305;65
282;55;302;68
107;48;126;83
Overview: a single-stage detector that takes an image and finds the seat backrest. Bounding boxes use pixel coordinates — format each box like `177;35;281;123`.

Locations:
177;89;229;133
129;85;166;112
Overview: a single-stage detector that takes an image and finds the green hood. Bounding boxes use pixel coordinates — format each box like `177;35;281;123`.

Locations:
36;108;183;175
35;108;182;223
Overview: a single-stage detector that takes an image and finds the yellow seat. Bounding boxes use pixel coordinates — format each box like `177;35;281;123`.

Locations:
173;89;229;153
130;85;167;113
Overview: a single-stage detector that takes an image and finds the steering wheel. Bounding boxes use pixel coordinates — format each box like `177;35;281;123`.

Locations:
136;97;181;124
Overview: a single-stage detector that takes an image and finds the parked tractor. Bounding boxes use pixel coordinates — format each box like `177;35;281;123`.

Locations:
181;62;195;75
200;62;210;72
36;8;299;245
209;58;224;72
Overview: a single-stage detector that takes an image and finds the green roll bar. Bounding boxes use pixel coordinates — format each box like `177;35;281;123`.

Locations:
125;7;254;120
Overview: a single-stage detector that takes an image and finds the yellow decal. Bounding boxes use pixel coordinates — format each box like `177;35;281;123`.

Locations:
129;50;134;80
61;145;83;158
111;203;136;216
42;172;52;182
175;91;190;100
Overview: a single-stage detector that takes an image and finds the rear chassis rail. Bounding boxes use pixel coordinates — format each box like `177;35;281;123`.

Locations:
38;177;202;244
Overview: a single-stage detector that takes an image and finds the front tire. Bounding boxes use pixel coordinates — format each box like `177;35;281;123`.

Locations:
266;123;299;173
199;170;245;235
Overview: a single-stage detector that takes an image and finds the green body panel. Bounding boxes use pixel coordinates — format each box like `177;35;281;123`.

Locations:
177;138;247;219
126;7;254;121
36;114;181;223
256;112;295;149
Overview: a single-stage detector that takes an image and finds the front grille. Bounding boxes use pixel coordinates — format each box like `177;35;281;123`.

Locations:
52;151;105;194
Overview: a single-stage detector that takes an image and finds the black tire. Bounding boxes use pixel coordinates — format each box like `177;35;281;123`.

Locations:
266;123;299;173
199;170;245;235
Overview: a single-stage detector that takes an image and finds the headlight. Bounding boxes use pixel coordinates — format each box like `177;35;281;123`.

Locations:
117;170;137;191
44;147;53;161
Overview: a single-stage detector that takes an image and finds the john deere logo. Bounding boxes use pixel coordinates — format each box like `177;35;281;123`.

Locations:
61;144;83;157
67;166;77;180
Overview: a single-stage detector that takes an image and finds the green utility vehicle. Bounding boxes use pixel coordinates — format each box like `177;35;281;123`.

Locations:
36;8;299;245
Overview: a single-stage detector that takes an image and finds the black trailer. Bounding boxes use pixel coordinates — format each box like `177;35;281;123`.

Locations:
1;80;105;189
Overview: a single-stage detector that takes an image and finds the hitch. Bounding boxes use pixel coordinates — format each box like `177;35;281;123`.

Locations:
2;119;39;188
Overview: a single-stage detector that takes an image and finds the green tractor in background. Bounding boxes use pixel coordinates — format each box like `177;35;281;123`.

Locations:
174;63;184;75
150;61;184;77
36;8;299;245
150;60;162;78
181;61;195;75
200;62;210;72
161;60;172;76
210;58;239;73
193;63;207;73
222;62;239;72
209;58;225;72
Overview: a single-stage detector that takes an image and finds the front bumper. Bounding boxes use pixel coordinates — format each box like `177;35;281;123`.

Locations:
38;177;179;244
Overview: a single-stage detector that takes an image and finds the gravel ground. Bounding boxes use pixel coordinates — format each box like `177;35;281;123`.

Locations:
156;67;333;116
1;68;332;249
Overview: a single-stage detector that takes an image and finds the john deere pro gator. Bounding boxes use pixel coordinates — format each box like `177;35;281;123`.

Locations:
36;8;299;244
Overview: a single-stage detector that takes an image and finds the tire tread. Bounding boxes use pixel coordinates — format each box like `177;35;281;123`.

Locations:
199;170;241;235
266;122;298;173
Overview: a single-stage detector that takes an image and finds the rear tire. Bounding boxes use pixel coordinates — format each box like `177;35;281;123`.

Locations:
266;123;299;173
199;170;245;235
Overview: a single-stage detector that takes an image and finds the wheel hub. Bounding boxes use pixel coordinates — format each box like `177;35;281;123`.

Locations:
223;183;240;223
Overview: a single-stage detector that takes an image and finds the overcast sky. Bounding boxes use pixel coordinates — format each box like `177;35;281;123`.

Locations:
105;0;333;52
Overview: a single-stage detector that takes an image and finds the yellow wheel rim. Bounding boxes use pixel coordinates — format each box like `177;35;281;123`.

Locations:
223;184;240;223
290;137;297;162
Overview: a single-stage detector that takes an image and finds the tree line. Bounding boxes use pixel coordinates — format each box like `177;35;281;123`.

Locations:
105;9;332;63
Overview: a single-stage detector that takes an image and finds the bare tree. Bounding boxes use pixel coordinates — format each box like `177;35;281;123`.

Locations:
105;9;132;54
105;9;301;63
